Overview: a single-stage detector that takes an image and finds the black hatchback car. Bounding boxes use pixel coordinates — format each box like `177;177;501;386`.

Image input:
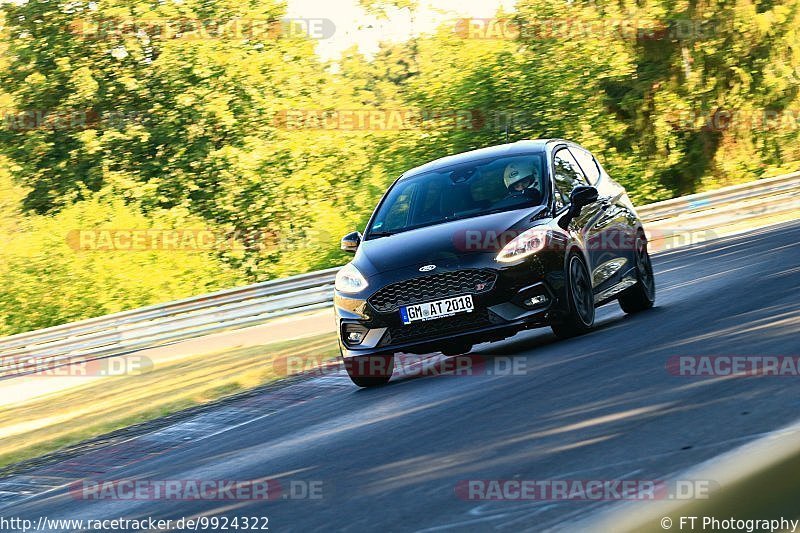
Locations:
334;139;655;387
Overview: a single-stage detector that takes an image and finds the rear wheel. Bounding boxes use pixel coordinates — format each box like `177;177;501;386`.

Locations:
344;354;394;388
618;234;656;314
551;253;595;339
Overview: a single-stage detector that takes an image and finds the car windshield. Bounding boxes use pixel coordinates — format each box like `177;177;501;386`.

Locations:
367;153;546;237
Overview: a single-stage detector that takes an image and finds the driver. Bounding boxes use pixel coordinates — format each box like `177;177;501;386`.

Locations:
503;161;539;195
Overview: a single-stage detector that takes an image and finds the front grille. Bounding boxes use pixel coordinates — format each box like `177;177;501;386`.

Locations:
381;309;501;345
369;269;497;313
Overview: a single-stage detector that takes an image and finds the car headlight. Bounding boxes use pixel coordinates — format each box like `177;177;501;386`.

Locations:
495;228;548;263
335;263;369;293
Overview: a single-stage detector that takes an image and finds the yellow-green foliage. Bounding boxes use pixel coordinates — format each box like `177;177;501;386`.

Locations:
0;161;243;335
1;0;799;335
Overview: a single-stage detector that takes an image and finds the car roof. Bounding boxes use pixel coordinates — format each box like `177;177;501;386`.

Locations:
401;139;565;178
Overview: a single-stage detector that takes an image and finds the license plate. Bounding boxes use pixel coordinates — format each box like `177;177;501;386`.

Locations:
399;295;474;325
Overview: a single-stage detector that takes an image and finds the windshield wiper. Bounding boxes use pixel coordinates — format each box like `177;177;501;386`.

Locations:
368;231;397;238
445;207;512;222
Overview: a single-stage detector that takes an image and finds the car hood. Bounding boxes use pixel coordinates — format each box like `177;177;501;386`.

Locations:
353;206;549;278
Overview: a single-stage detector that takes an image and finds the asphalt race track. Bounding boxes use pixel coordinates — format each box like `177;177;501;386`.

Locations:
1;220;799;532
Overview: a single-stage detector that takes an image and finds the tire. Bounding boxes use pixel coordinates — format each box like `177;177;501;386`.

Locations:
440;342;473;357
618;233;656;314
551;253;595;339
344;354;394;388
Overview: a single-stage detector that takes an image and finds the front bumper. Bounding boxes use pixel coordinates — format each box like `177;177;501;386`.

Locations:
335;260;560;358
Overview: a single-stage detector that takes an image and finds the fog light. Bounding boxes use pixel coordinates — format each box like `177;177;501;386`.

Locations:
523;295;548;308
343;324;369;346
347;331;365;344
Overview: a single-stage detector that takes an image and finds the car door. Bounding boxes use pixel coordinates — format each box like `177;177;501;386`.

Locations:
570;146;637;284
551;147;607;291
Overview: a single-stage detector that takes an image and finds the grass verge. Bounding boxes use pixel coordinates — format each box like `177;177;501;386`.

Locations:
0;332;339;469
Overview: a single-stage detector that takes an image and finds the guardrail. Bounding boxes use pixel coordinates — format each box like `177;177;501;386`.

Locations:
0;268;338;377
640;171;800;250
1;172;798;378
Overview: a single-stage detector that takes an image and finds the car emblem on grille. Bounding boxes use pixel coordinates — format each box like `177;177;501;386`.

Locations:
475;283;487;291
419;264;437;272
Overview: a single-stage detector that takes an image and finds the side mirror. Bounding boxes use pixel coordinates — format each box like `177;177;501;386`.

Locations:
341;231;362;253
570;185;599;208
557;186;599;230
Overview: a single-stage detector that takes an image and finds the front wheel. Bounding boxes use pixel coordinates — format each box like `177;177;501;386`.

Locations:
551;253;595;339
344;354;394;388
618;234;656;314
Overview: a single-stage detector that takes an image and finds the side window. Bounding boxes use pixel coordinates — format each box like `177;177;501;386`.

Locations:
553;182;566;211
552;148;588;206
569;147;601;184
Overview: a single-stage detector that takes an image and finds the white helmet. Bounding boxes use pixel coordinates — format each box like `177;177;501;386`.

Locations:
503;160;537;190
